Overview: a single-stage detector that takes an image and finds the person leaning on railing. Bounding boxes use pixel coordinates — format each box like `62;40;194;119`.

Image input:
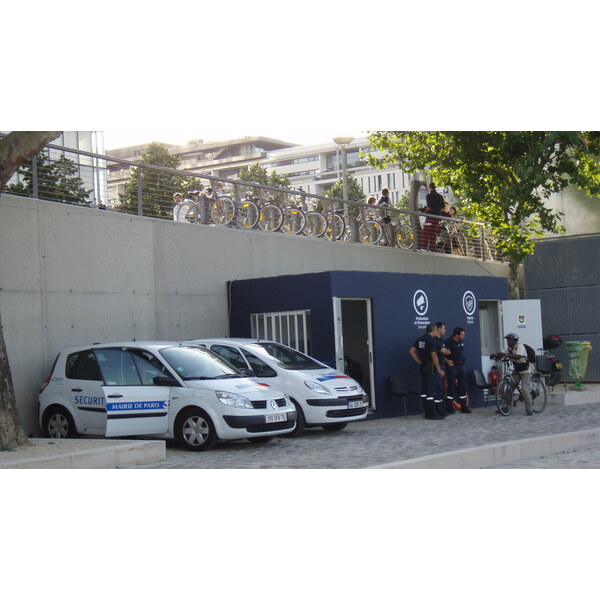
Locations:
419;182;444;251
172;192;183;221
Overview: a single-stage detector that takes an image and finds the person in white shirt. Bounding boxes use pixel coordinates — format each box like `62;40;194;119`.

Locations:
491;333;534;415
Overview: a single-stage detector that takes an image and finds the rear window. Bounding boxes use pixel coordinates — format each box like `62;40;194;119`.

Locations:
65;351;101;381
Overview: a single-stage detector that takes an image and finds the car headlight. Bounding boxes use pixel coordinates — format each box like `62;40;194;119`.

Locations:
216;391;253;409
304;380;330;395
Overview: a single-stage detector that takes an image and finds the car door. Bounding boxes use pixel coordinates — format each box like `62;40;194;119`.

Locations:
95;348;171;437
64;349;106;433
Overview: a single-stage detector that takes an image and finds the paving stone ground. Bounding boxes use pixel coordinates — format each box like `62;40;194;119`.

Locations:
126;401;600;469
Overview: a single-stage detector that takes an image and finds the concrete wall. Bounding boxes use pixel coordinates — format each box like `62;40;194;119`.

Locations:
546;186;600;237
0;193;509;435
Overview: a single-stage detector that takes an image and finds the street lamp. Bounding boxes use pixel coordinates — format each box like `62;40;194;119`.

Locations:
333;137;354;217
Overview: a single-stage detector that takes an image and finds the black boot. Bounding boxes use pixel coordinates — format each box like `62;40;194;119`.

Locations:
429;400;446;419
459;395;472;413
424;399;445;420
445;396;457;414
434;399;449;417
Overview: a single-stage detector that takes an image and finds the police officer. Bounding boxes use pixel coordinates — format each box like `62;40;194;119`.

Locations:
444;326;472;414
409;323;446;420
435;322;452;414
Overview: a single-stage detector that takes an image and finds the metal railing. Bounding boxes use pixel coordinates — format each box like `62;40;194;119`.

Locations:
2;141;502;261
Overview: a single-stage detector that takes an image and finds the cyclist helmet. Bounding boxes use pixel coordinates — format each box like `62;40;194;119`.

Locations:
504;332;519;341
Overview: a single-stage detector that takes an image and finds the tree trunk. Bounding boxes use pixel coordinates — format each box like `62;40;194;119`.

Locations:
0;311;30;449
508;261;521;300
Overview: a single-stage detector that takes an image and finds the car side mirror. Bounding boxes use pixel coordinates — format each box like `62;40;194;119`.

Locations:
239;368;255;377
153;376;178;387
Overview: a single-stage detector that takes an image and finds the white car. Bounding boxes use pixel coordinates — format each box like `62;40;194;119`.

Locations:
38;342;296;451
189;339;369;436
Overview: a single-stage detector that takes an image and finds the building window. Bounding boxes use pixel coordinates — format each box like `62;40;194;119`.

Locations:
251;310;311;354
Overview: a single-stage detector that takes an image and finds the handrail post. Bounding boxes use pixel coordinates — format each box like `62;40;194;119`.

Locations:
136;168;143;216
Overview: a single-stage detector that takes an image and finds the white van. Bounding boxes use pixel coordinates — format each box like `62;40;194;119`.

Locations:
38;342;296;450
189;339;369;435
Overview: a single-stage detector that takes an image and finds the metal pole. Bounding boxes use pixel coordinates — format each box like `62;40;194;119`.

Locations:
32;155;39;199
137;168;143;216
342;147;349;217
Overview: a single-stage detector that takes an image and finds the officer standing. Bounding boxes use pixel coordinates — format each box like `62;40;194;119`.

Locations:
444;326;472;413
409;323;446;420
435;322;452;414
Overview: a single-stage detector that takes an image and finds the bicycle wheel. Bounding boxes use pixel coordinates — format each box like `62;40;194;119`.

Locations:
396;223;414;249
281;207;306;234
237;200;259;229
176;199;198;223
495;379;513;415
304;211;327;237
258;204;284;232
358;220;382;245
210;196;235;225
325;213;345;240
530;376;547;413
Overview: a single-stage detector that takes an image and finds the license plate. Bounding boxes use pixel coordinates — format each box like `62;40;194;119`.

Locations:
348;400;363;409
265;413;287;423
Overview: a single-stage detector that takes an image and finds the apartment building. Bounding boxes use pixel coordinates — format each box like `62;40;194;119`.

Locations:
105;135;414;206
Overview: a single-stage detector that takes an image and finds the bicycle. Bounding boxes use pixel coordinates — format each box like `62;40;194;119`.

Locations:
176;188;236;226
494;357;547;416
303;207;345;240
279;193;307;235
231;191;284;232
358;212;414;248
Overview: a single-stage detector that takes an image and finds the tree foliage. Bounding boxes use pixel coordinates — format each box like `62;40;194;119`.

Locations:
367;131;600;297
322;174;366;217
5;153;91;204
118;142;185;218
323;173;366;203
238;163;291;188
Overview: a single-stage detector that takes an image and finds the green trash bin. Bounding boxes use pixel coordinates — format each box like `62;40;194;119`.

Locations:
566;341;584;387
581;341;593;378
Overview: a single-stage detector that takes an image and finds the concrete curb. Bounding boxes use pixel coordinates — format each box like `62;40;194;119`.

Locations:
369;427;600;469
0;439;166;469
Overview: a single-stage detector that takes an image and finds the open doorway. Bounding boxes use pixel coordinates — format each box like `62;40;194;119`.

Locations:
332;298;376;409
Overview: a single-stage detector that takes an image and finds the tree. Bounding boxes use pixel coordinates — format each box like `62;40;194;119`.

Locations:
367;131;600;298
238;163;291;189
322;174;366;218
1;131;61;450
5;153;91;204
322;173;366;203
118;142;184;218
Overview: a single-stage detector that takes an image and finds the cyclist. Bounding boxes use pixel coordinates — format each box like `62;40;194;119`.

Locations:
491;333;534;416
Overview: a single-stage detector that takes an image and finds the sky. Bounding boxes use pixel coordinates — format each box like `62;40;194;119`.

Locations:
102;127;368;151
5;3;597;149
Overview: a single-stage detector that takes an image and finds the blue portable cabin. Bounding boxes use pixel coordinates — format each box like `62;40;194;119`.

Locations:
228;270;509;418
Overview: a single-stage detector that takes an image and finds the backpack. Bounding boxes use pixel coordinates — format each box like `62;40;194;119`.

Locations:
523;343;536;364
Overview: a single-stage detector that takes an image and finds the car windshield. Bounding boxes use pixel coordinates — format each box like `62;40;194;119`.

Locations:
249;342;324;370
159;346;242;381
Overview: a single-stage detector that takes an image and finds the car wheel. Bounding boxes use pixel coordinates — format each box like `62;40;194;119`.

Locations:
174;408;217;451
247;436;273;444
43;406;78;439
322;422;348;432
280;401;305;438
